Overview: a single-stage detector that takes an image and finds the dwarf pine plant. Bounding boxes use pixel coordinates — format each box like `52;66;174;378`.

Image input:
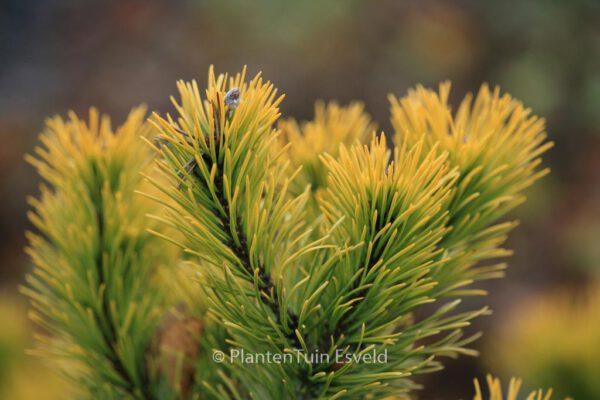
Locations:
25;67;553;399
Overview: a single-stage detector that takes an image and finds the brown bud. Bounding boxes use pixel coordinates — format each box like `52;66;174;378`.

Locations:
156;317;203;395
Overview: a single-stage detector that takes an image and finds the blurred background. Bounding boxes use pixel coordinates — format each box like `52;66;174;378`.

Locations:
1;0;599;398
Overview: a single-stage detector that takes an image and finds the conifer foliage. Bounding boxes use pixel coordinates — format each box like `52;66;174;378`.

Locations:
24;108;171;398
25;67;552;399
474;375;554;400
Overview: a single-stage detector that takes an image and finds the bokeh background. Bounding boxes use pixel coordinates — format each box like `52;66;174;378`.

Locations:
1;0;599;398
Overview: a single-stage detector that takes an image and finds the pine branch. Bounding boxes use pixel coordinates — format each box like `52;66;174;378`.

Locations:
389;82;553;295
146;68;326;397
91;160;152;399
293;136;476;398
24;108;170;399
277;101;375;197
